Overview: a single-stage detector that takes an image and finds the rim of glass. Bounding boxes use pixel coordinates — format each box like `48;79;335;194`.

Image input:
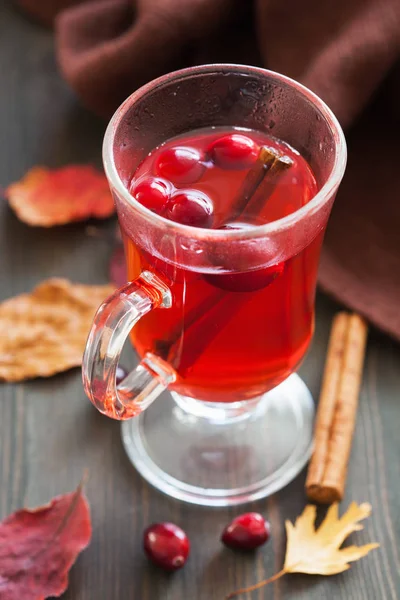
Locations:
103;63;347;241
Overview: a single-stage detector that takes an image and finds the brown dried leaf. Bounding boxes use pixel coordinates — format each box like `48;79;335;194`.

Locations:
0;278;114;382
227;502;379;598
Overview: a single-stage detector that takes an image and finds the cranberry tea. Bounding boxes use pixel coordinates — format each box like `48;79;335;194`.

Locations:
120;127;320;403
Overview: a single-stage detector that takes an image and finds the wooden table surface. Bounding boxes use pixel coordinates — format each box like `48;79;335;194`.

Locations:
1;4;399;599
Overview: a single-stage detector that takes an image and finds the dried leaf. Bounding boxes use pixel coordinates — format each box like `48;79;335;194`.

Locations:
0;480;91;600
5;165;115;226
227;502;379;598
0;278;114;382
283;502;379;575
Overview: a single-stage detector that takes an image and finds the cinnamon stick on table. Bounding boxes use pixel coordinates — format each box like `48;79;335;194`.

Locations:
306;312;368;504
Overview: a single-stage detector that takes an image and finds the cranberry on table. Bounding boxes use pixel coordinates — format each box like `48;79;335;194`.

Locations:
109;245;127;288
165;190;213;228
129;177;171;213
143;523;190;571
221;512;270;551
115;365;128;386
155;146;206;184
209;134;259;170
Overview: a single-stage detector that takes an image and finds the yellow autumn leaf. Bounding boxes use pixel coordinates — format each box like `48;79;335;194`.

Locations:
284;502;379;575
226;502;379;599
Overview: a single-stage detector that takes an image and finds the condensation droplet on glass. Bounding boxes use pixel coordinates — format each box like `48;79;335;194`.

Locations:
180;241;203;254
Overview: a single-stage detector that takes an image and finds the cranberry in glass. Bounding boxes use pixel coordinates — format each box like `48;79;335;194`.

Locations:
221;512;270;550
115;365;128;386
155;146;206;184
129;177;171;213
207;263;284;292
143;523;190;570
209;134;259;170
165;190;213;228
205;222;284;291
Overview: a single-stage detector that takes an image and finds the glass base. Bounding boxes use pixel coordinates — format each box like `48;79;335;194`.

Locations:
121;374;314;507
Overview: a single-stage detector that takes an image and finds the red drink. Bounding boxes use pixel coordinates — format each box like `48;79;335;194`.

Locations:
84;65;346;505
120;127;319;403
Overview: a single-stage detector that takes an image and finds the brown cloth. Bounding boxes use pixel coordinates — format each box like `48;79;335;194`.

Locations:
17;0;400;340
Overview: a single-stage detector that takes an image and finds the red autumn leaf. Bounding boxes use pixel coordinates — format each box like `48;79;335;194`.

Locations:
0;480;91;600
109;245;127;287
5;165;115;226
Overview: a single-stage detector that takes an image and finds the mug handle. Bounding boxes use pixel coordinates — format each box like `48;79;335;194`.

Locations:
82;271;175;420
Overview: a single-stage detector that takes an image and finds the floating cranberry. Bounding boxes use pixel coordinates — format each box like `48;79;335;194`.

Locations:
221;512;270;551
155;146;206;184
130;177;171;213
143;523;190;571
165;190;213;228
115;365;128;386
209;134;259;170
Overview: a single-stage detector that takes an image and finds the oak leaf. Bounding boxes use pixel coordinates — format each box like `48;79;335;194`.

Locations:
0;278;114;382
227;502;379;598
5;165;115;226
0;480;91;600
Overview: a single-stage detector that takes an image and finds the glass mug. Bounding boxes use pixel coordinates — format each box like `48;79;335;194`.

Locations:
83;64;346;506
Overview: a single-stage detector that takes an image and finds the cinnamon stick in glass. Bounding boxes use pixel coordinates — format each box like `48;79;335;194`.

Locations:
220;145;293;225
155;146;293;368
306;312;368;503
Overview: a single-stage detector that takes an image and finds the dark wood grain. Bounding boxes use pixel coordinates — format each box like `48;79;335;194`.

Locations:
0;3;399;599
